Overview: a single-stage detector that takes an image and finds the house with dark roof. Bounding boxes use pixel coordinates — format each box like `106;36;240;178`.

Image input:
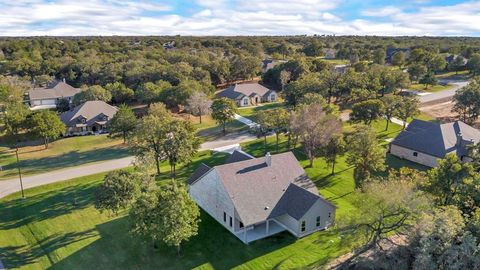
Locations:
28;80;81;110
389;119;480;167
217;82;277;107
188;151;336;244
60;101;118;136
261;59;287;73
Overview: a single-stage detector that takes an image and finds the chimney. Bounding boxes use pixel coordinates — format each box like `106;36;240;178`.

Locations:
265;152;271;167
456;132;463;147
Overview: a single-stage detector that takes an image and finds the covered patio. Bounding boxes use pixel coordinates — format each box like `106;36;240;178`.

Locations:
234;219;286;244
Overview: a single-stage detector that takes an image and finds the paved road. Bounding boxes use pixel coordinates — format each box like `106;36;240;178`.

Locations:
419;80;468;104
0;157;135;199
234;113;258;128
0;131;258;199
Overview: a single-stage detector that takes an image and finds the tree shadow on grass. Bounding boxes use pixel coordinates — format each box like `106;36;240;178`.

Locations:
49;211;295;270
1;146;131;179
1;229;97;269
0;182;98;230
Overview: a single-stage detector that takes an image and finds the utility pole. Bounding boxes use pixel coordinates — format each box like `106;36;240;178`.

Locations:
15;145;25;199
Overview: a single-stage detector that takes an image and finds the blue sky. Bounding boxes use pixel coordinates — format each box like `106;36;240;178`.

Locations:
1;0;480;36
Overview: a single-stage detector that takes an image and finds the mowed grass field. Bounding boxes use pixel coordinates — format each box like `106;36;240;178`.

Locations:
0;135;131;180
0;119;414;270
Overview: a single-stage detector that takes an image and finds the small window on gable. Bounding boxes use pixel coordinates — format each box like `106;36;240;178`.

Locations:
243;98;248;105
316;216;321;227
239;221;244;229
301;221;306;232
413;152;418;157
223;212;226;222
229;217;233;227
328;212;331;218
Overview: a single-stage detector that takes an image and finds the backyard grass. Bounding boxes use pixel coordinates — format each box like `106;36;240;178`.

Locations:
0;119;422;270
409;83;453;93
0;135;131;180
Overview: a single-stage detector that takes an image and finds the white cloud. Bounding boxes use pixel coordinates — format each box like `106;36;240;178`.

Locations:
0;0;480;36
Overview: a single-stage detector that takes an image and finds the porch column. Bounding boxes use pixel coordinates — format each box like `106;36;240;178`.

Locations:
266;220;270;235
243;227;247;244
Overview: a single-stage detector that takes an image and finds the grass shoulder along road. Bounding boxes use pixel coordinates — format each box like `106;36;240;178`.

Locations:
0;135;131;180
0;119;421;270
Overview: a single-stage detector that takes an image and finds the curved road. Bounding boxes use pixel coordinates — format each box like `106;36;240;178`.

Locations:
419;80;468;104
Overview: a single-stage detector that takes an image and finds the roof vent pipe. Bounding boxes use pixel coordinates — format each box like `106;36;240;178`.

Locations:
265;152;271;167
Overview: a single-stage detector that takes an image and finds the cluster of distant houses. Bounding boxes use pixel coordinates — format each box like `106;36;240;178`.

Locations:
28;81;118;136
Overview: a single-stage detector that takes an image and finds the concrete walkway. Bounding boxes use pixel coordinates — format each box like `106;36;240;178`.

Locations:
234;113;258;128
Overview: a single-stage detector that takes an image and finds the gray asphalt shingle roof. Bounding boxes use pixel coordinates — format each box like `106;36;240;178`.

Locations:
391;119;480;158
187;163;211;185
224;150;254;164
210;152;329;225
60;101;118;127
217;83;274;100
29;81;81;100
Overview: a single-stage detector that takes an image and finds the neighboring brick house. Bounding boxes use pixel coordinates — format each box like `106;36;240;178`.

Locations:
28;80;81;110
60;101;118;136
389;119;480;167
188;150;336;244
217;83;277;107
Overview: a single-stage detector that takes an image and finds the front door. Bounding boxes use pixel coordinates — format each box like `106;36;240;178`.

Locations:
92;125;97;132
255;97;258;104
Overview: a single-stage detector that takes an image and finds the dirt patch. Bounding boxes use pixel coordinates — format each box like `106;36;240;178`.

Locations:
420;101;459;123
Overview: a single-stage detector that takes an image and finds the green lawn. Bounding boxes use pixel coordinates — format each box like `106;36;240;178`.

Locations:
409;83;453;93
0;135;131;180
0;119;419;270
237;102;286;122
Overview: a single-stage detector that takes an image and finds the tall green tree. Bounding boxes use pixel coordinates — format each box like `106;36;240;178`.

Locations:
350;99;384;126
109;104;137;143
30;110;65;149
105;82;134;104
322;134;346;175
467;54;480;76
381;95;400;131
392;51;406;67
373;48;386;65
211;98;238;135
156;181;200;255
419;72;439;89
160;120;200;179
346;125;385;187
395;96;420;129
452;78;480;124
290;103;342;167
3;102;29;137
94;170;140;215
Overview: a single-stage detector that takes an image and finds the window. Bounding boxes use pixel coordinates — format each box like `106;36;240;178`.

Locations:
243;98;248;106
413;152;418;157
229;217;233;227
223;212;226;222
316;216;321;227
328;212;331;218
271;94;276;100
301;221;306;232
239;221;244;229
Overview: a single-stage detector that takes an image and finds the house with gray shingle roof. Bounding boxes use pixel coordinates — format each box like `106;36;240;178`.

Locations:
389;119;480;167
188;151;336;244
217;82;277;107
28;80;81;110
60;101;118;136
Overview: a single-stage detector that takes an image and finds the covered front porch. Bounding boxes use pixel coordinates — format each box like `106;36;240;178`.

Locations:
234;219;286;244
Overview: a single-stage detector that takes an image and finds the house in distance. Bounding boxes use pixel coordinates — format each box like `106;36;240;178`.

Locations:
60;100;118;136
28;80;81;110
389;119;480;167
188;150;336;244
217;82;277;107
